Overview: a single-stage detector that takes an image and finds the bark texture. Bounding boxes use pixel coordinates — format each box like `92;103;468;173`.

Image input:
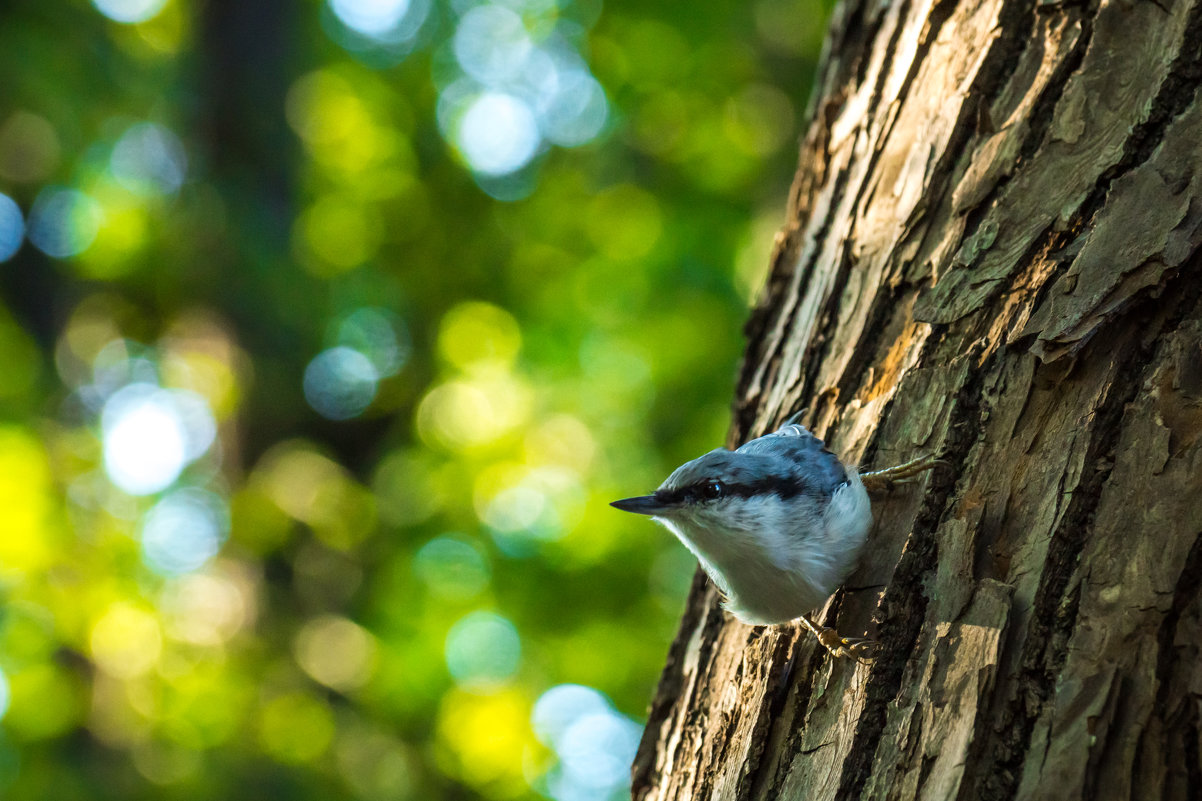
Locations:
632;0;1202;798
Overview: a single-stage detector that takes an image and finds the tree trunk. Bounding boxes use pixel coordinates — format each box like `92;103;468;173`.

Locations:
632;0;1202;798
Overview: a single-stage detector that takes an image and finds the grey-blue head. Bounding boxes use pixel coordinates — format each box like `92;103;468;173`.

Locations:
610;423;849;519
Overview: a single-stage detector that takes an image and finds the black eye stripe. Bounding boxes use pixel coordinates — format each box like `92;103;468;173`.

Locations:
657;478;812;504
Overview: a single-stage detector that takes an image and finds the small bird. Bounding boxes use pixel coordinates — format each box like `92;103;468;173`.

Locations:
611;414;941;659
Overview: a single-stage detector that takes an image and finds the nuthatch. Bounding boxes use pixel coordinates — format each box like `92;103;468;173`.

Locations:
611;414;941;659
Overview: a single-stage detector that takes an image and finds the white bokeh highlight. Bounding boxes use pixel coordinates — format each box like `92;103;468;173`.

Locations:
140;488;228;575
101;383;217;495
92;0;167;24
539;70;608;147
325;0;430;49
456;93;541;176
453;5;532;84
330;0;411;36
532;684;642;801
430;2;610;183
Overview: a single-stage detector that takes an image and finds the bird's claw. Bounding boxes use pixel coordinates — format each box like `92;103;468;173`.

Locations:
814;627;882;662
860;455;948;494
800;615;880;662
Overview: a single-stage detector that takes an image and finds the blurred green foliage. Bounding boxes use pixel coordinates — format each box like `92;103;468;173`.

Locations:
0;0;831;798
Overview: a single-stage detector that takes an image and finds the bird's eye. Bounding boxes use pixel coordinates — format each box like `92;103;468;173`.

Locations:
702;481;724;500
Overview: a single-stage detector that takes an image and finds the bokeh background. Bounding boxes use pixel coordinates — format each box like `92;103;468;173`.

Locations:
0;0;831;798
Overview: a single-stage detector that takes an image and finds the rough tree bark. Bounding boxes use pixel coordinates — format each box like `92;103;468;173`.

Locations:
632;0;1202;798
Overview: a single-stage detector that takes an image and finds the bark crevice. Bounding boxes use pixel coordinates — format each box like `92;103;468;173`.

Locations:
978;300;1166;800
838;344;990;799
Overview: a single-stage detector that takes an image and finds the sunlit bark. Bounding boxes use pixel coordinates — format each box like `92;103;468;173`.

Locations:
633;0;1202;797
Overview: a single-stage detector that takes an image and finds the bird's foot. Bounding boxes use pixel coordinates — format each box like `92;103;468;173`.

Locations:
800;616;881;662
815;629;882;661
860;455;947;494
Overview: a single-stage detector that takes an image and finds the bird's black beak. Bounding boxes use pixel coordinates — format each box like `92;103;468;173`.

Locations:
610;494;671;515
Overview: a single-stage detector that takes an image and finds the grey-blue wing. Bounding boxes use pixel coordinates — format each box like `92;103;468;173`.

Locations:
736;422;847;494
